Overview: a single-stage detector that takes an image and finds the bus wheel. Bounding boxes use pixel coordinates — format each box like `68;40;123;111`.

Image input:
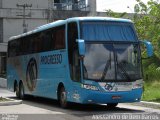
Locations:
106;103;118;109
19;82;25;100
15;83;20;98
59;87;68;108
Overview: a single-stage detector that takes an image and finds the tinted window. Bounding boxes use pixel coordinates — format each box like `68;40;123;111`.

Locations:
8;24;66;57
8;39;20;57
68;22;80;81
53;25;65;50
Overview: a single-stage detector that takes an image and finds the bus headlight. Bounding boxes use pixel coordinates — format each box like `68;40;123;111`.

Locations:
82;84;99;91
132;80;143;89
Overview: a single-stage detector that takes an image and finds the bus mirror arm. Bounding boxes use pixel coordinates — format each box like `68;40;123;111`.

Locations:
140;40;153;59
77;39;85;57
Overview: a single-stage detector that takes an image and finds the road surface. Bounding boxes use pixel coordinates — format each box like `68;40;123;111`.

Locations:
0;88;160;120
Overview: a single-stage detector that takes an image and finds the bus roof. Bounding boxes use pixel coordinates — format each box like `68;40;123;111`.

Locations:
9;17;133;41
67;17;132;23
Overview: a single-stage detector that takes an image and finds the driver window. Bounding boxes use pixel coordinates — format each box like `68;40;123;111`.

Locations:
68;22;81;82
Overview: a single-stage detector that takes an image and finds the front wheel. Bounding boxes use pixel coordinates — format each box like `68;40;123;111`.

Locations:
107;103;118;109
19;82;25;99
59;87;68;108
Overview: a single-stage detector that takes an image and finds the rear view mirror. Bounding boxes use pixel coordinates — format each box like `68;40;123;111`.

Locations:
77;39;85;56
140;40;153;58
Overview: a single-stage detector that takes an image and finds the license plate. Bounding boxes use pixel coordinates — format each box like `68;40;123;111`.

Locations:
112;96;121;99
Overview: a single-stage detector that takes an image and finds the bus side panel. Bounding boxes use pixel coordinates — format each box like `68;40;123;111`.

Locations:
7;49;71;100
7;57;24;92
22;50;68;99
7;53;40;95
36;50;67;99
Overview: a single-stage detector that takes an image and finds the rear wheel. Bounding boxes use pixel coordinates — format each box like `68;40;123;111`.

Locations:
59;87;68;108
19;82;25;99
107;103;118;109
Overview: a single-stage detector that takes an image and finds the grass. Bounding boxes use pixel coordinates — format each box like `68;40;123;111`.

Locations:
141;54;160;103
142;80;160;102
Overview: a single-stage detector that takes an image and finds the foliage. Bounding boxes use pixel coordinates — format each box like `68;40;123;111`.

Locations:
133;0;160;82
133;0;160;57
106;9;127;18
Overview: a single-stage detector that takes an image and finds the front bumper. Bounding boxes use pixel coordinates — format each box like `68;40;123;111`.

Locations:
77;88;142;104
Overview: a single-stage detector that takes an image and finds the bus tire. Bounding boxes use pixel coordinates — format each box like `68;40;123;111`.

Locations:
15;82;20;98
19;82;25;100
59;87;68;108
106;103;118;109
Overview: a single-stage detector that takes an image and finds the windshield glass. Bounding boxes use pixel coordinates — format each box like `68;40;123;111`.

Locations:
83;43;142;81
81;21;137;42
115;44;142;81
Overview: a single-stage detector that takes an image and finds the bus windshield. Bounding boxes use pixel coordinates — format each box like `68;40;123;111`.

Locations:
81;21;142;81
83;43;142;81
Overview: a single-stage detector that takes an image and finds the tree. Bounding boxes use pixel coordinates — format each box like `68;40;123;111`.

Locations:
106;9;127;18
134;0;160;56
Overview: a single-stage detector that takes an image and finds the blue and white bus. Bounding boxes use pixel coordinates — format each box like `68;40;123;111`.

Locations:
7;17;153;108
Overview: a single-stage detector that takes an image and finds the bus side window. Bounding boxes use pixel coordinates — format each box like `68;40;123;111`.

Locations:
9;40;18;57
68;22;81;82
18;39;23;56
54;25;65;50
9;41;13;57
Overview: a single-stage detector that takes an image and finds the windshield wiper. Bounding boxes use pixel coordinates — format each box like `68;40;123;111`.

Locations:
117;61;131;81
100;53;111;81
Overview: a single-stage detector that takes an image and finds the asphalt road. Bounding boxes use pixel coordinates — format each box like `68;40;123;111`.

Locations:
0;88;160;120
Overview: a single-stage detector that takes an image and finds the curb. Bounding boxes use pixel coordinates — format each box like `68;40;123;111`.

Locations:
141;101;160;105
131;101;160;109
140;101;160;108
0;97;22;106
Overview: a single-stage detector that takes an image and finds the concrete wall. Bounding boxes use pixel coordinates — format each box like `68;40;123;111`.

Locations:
0;0;94;43
2;0;49;9
3;19;47;42
88;0;96;16
0;44;6;52
0;78;6;88
0;0;50;44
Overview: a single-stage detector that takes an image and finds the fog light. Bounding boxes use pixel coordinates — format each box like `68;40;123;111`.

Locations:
82;84;99;91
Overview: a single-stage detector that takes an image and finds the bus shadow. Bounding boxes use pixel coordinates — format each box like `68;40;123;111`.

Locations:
9;96;145;116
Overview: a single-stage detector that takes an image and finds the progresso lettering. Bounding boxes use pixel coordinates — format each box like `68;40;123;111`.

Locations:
41;54;62;64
